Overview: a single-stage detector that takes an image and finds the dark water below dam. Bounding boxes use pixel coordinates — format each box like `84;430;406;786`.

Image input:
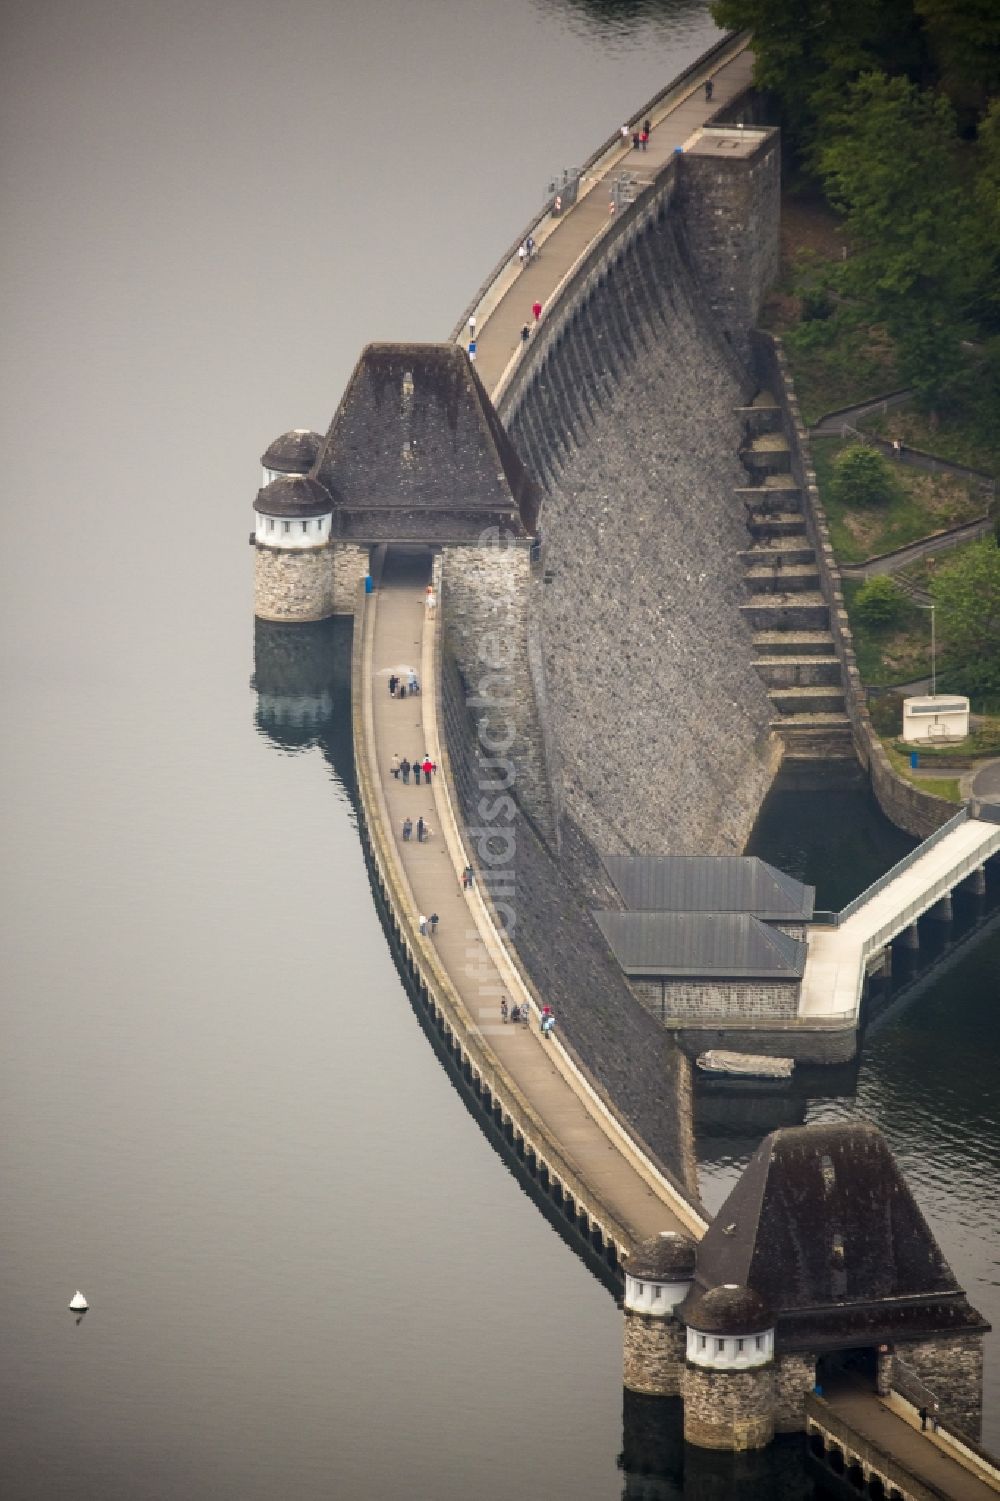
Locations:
1;1;996;1497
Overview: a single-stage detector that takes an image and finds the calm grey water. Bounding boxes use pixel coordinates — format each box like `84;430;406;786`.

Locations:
0;3;995;1497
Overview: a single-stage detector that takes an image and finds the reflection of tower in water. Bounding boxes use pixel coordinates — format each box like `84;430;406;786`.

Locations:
251;617;355;792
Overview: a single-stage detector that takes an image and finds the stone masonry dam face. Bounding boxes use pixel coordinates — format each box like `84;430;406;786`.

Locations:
507;210;778;857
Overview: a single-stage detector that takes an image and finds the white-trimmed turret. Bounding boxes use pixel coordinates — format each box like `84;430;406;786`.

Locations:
622;1231;696;1397
260;428;324;488
253;475;337;622
679;1283;776;1450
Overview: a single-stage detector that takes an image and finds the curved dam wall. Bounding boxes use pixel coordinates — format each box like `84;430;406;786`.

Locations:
497;148;780;858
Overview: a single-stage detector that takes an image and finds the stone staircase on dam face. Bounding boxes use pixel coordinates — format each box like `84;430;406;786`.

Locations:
735;394;854;759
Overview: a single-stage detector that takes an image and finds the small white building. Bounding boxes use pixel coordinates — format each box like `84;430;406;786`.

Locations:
902;694;970;744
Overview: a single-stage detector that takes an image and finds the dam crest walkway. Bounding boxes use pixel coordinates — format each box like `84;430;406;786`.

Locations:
351;35;758;1258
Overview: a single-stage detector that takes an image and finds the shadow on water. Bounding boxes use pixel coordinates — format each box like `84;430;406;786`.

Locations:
252;611;625;1298
618;1392;820;1499
745;763;916;911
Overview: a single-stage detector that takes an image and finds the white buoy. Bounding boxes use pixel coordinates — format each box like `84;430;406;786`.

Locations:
69;1291;88;1311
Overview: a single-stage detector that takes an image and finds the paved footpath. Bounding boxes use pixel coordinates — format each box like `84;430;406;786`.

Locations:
469;36;754;395
364;546;704;1247
799;814;1000;1018
822;1385;1000;1501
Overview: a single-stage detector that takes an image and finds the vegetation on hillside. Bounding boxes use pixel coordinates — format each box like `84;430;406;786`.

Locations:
713;0;1000;432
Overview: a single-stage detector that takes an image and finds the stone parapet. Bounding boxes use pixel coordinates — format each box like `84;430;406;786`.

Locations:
441;536;558;843
773;1352;815;1433
896;1333;985;1442
331;543;369;615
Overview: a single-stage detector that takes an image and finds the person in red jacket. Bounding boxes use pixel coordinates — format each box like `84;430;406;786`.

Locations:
421;757;436;782
532;299;542;323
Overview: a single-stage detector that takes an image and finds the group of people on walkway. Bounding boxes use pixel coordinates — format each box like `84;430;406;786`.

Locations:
402;814;433;843
388;670;420;698
517;234;537;269
418;912;439;936
621;118;652;151
391;753;436;785
498;998;556;1035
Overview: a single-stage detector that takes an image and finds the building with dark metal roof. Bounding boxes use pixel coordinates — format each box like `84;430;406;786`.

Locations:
311;343;541;542
603;855;814;924
594;911;805;980
688;1122;988;1437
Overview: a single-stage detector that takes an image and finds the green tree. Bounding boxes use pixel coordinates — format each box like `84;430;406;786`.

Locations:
915;0;1000;122
855;575;906;627
709;0;926;155
831;444;897;508
931;539;1000;668
818;73;974;403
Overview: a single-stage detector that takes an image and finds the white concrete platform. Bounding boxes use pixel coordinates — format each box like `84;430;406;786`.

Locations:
799;813;1000;1019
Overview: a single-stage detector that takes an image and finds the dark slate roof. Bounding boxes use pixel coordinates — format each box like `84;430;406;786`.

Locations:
313;343;540;534
691;1123;989;1352
681;1283;772;1335
261;429;324;474
603;856;814;921
593;912;805;979
254;475;336;518
627;1231;697;1282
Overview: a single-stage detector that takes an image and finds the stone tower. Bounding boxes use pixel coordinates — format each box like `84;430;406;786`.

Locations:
680;1283;776;1451
622;1231;696;1397
253;473;337;622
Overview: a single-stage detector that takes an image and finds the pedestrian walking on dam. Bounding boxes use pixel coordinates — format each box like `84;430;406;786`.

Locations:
401;757;411;783
414;761;421;785
532;299;542;323
388;673;398;697
500;996;508;1024
418;914;428;935
391;752;400;778
417;816;426;843
463;864;475;889
704;78;713;101
422;757;435;782
429;912;439;935
402;817;413;841
521;323;530;343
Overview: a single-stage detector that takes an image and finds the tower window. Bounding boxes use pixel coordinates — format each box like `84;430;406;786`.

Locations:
652;1286;661;1301
282;520;290;534
755;1336;763;1351
717;1339;725;1354
699;1335;707;1350
636;1282;643;1296
737;1338;744;1352
267;517;274;532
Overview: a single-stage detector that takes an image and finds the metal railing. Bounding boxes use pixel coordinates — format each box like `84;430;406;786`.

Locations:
836;808;969;924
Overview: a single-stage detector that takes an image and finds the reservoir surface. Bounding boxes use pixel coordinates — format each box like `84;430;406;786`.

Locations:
0;2;995;1496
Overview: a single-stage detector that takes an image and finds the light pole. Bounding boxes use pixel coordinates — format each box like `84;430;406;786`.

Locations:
915;600;937;697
